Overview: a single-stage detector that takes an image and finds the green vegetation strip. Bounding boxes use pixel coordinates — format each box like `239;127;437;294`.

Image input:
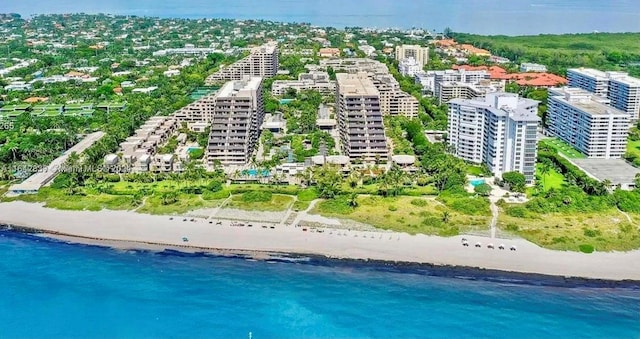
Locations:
311;195;490;236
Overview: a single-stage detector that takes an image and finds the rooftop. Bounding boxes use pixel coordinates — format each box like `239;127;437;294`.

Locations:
571;158;640;185
217;77;262;97
336;73;379;96
550;87;627;116
453;65;567;87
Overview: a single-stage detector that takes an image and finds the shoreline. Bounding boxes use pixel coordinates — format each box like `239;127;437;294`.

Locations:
2;229;638;289
1;201;640;284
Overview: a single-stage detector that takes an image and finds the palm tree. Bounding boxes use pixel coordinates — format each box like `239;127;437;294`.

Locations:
347;168;361;188
441;211;450;224
539;162;551;189
347;193;359;207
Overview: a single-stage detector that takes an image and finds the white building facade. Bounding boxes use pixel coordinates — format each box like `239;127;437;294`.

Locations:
398;57;421;77
519;63;547;72
547;87;629;158
448;93;539;183
567;68;640;122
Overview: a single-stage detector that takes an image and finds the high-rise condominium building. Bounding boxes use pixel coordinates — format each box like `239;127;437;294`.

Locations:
206;43;278;84
448;93;540;183
206;77;264;165
395;45;429;67
547;87;629;158
336;73;388;162
567;68;640;122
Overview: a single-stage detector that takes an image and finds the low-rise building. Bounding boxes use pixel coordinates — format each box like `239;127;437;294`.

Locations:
318;48;341;58
174;92;219;124
152;47;223;57
520;63;547;72
370;74;420;118
271;71;335;96
398;57;421;77
415;69;490;94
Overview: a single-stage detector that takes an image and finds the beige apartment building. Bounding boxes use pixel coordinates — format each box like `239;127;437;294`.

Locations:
336;73;388;162
206;43;278;84
395;44;429;67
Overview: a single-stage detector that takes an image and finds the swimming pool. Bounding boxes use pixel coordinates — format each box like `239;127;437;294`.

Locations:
469;178;485;187
243;169;271;177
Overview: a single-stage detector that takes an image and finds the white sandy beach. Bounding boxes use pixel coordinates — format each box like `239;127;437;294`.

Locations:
0;201;639;281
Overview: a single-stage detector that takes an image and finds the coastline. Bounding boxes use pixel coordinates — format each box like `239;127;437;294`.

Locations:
1;201;640;283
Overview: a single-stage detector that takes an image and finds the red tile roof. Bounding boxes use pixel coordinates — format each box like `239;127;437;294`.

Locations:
452;65;567;87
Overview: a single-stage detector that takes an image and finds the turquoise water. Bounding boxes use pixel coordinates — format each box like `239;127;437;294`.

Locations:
243;169;270;177
1;231;639;339
470;178;485;187
279;99;294;105
4;0;640;35
187;147;202;152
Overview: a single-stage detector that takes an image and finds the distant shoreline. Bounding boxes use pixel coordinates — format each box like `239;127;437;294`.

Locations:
4;0;640;36
1;201;639;283
2;226;639;288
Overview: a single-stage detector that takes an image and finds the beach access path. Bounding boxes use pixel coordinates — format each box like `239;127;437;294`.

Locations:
0;201;639;281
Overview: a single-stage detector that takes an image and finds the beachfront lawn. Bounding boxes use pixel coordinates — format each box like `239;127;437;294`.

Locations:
311;195;490;236
338;182;439;196
626;140;640;158
110;179;212;193
3;187;135;211
536;163;565;192
497;209;640;252
137;193;223;215
540;138;586;159
224;192;294;212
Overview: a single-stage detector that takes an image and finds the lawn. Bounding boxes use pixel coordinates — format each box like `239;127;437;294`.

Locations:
137;194;223;215
311;195;490;236
111;179;212;193
536;163;565;191
627;140;640;158
497;209;640;252
225;194;294;212
467;165;484;176
4;187;135;211
541;138;586;159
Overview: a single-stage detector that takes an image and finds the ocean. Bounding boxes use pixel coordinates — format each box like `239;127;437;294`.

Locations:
2;0;640;35
1;231;639;339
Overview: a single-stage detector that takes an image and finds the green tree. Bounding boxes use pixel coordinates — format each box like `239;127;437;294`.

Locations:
474;183;492;196
502;171;526;191
313;165;343;198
